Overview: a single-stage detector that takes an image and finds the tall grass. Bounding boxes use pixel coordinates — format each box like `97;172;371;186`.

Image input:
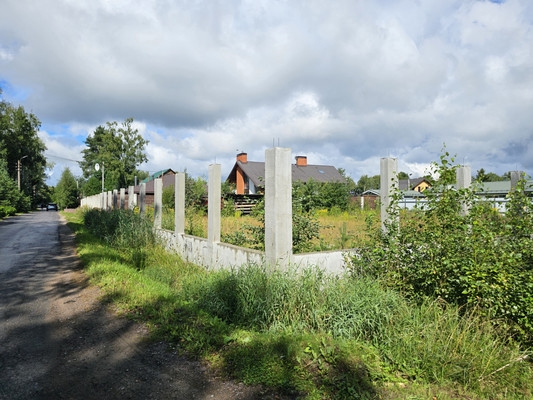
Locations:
67;209;533;399
186;264;531;396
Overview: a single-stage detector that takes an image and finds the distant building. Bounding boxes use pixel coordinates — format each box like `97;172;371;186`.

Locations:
398;177;431;192
131;169;176;206
226;153;346;195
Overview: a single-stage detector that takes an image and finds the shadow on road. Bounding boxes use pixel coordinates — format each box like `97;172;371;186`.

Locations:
1;217;278;400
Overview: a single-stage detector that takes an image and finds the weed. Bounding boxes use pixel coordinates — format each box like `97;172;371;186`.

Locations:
64;208;533;399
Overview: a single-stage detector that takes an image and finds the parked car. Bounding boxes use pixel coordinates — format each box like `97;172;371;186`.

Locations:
47;203;58;211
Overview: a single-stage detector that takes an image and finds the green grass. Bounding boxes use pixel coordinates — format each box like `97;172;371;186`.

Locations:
63;209;533;399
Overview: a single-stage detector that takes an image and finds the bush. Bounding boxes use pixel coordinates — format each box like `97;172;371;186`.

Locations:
348;151;533;345
0;205;16;218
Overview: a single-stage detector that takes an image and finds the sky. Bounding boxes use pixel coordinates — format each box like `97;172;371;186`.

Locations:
1;0;532;186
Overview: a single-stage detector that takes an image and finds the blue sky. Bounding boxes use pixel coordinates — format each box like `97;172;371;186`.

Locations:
1;0;533;185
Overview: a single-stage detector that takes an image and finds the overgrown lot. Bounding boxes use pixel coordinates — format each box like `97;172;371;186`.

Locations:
64;204;533;399
160;205;376;253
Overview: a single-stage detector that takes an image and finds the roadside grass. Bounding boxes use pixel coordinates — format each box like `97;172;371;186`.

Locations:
64;209;533;399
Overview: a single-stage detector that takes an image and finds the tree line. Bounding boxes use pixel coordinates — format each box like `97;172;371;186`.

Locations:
0;90;48;215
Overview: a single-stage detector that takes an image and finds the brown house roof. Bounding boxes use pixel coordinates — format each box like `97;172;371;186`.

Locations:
226;159;346;189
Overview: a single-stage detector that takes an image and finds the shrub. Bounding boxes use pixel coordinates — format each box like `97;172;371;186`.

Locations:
348;150;533;344
0;205;16;218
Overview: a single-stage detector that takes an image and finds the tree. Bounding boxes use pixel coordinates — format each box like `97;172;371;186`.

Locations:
398;171;409;180
0;157;28;213
0;92;47;210
185;173;207;209
79;118;148;195
475;168;504;182
54;168;79;209
355;174;380;194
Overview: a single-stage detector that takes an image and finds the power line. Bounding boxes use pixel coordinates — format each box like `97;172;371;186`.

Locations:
44;153;82;163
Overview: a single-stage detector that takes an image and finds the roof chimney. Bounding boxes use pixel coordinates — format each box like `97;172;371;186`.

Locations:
237;152;248;163
295;156;307;166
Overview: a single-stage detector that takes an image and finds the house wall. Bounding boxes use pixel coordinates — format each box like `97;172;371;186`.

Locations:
236;166;246;194
414;181;430;192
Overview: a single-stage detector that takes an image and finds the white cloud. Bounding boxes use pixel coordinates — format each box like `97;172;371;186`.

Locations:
2;0;533;186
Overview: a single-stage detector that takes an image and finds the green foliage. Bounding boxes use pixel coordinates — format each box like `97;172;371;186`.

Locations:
355;174;380;195
185;206;206;237
292;212;320;253
162;185;175;210
0;158;20;206
0;95;48;208
222;199;320;253
79;118;148;194
61;208;533;400
348;150;533;344
185;173;207;209
476;168;506;182
83;208;155;250
82;208;157;270
54;167;79;209
221;197;236;217
292;179;350;213
0;205;16;218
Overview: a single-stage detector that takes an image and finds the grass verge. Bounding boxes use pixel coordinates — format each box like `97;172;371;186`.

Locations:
64;209;533;399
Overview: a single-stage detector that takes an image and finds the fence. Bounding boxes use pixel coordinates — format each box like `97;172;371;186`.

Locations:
81;148;354;275
81;152;522;274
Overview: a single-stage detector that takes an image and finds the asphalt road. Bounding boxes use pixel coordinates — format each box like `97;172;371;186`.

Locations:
0;211;68;398
0;211;289;400
0;211;60;274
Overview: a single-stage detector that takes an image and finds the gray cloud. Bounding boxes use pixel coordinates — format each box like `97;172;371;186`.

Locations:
2;0;533;184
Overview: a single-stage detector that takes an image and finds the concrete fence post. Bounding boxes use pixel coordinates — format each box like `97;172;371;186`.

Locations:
208;164;221;243
456;165;471;216
510;171;522;190
265;147;293;269
128;186;135;209
175;173;185;234
380;157;398;232
140;183;146;215
107;191;112;210
101;192;106;210
154;178;163;229
120;188;126;209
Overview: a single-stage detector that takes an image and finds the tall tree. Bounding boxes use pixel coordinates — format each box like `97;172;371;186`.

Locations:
0;91;47;209
79;118;148;195
54;167;79;209
0;157;28;211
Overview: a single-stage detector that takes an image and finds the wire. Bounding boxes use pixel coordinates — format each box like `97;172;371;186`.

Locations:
44;153;82;163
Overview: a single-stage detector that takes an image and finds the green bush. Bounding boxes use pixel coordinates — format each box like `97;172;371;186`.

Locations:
348;151;533;345
0;205;16;218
